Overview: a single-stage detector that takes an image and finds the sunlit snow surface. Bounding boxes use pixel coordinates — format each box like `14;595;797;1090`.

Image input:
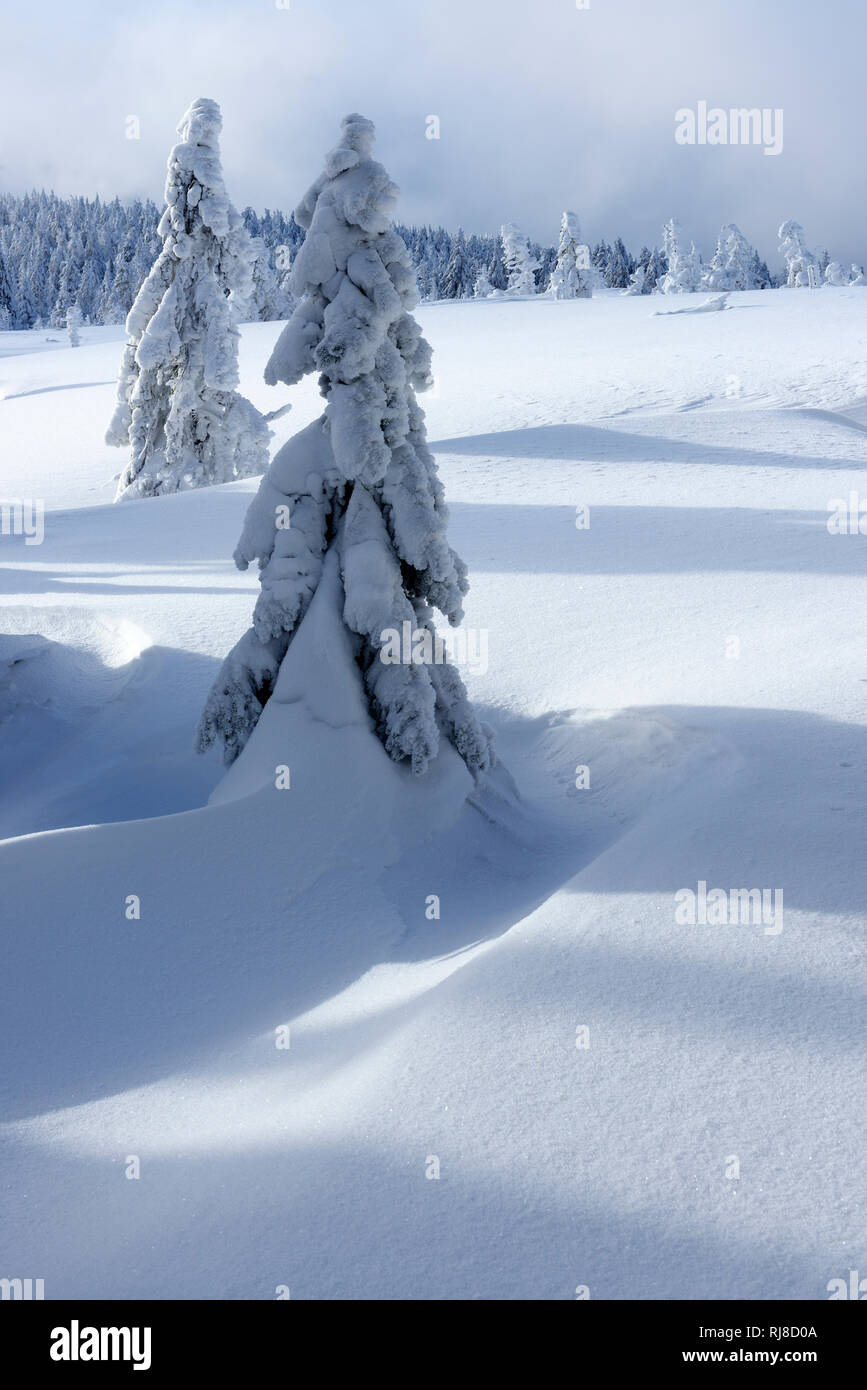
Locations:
0;290;864;1298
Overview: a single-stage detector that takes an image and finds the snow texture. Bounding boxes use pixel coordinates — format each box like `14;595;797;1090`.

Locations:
2;290;866;1300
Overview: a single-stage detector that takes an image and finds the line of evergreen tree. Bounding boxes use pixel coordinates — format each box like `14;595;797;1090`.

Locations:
1;191;856;330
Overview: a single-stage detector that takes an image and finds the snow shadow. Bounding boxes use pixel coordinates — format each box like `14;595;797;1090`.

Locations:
1;700;863;1122
446;502;867;575
0;1134;831;1300
561;703;867;920
0;641;225;839
433;420;865;471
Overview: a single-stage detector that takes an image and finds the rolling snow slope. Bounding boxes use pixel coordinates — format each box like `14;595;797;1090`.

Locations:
0;290;864;1299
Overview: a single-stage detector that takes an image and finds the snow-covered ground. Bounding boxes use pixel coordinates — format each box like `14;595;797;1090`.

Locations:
1;289;864;1299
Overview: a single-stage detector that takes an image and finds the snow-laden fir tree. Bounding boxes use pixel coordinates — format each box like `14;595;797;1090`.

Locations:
106;98;270;499
66;304;82;346
824;260;849;287
249;236;294;321
501;223;540;296
623;263;647;295
850;264;866;286
0;247;15;329
440;231;466;299
778;221;817;288
703;224;762;292
660;220;701;293
197;114;494;779
473;266;494;298
548;211;592;299
605;237;634;290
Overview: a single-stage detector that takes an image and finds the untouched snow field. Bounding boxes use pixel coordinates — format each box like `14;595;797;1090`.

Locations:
0;289;865;1299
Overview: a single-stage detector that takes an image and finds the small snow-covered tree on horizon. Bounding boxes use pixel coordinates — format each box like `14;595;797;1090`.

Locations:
824;260;850;286
106;98;269;500
703;224;762;292
473;266;494;298
501;222;540;296
197;114;494;780
66;304;82;347
660;219;702;293
778;220;818;288
548;211;592;299
623;263;647;295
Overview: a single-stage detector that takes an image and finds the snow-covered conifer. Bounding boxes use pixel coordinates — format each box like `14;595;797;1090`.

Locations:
849;264;866;286
703;223;762;291
778;221;817;288
107;98;270;499
249;236;294;321
824;260;849;287
645;247;667;292
66;303;82;346
548;211;592;299
660;220;701;293
623;263;647;295
0;249;15;327
441;232;466;299
501;222;540;296
605;237;634;290
197;114;493;780
473;266;493;298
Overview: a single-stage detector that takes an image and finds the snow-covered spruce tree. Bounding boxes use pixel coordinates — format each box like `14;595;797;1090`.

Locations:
850;264;866;286
605;237;634;289
0;248;16;327
473;266;494;298
440;231;466;299
703;223;761;292
106;98;270;499
501;223;540;296
197;114;494;780
645;247;667;292
548;211;592;299
249;236;294;321
778;220;817;288
660;220;701;293
66;304;82;346
824;260;849;287
623;263;647;295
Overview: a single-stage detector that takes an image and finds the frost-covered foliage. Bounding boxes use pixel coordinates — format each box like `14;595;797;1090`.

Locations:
660;220;702;293
703;224;763;291
106;99;270;500
623;263;647;296
501;223;540;296
548;211;592;299
824;260;850;287
249;236;295;321
2;187;812;326
850;264;866;286
473;266;494;298
778;220;818;287
66;304;82;347
198;114;494;780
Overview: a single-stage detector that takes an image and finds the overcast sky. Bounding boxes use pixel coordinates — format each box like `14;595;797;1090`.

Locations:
1;0;863;264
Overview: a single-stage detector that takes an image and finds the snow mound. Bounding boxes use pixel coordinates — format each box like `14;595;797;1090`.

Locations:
0;609;150;718
211;547;477;857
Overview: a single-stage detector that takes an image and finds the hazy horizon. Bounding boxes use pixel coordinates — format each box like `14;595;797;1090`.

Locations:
2;0;863;264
